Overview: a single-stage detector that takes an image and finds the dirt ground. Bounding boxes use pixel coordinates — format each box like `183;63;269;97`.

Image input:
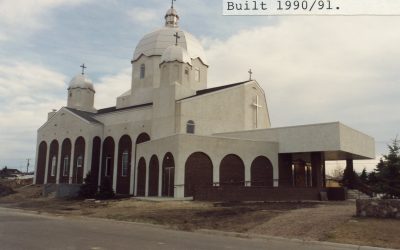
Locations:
1;185;399;249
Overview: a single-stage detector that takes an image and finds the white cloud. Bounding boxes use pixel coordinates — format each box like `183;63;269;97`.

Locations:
94;67;132;108
127;7;158;24
0;62;66;168
0;0;91;40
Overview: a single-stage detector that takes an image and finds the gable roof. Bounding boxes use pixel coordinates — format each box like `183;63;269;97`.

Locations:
65;108;102;124
178;80;251;101
97;102;153;114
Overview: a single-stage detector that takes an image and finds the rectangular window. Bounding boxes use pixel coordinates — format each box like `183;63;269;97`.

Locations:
121;152;129;177
63;156;69;177
105;156;112;176
194;68;200;82
77;156;83;168
51;156;57;176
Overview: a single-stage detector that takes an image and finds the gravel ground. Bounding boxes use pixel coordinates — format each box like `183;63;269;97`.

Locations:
249;202;355;241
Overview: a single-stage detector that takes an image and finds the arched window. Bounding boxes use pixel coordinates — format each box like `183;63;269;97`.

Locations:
121;150;129;176
77;155;83;168
140;64;145;79
63;156;69;176
51;156;57;176
186;120;195;134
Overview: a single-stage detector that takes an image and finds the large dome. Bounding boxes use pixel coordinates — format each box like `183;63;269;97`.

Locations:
68;74;95;92
132;8;208;66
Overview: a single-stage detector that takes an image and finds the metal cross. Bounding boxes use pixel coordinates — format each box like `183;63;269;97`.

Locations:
248;69;253;80
252;95;262;128
80;64;87;75
171;0;176;8
174;32;180;46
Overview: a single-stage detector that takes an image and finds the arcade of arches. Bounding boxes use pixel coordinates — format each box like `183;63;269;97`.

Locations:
35;136;325;197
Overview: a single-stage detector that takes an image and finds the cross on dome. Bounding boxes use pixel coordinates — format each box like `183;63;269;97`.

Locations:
171;0;176;8
80;64;87;75
174;32;181;46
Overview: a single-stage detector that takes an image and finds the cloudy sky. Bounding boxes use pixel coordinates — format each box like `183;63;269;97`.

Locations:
0;0;399;173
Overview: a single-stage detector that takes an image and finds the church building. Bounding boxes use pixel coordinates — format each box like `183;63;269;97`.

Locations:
34;5;375;200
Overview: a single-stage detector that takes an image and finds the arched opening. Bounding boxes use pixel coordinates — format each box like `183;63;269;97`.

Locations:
59;138;72;183
117;135;132;194
73;137;85;184
148;155;159;197
90;137;101;186
186;120;195;134
162;152;175;197
134;132;151;194
184;152;213;197
101;137;115;186
220;154;245;186
47;140;59;183
136;133;151;145
137;158;146;196
36;141;47;184
251;156;273;187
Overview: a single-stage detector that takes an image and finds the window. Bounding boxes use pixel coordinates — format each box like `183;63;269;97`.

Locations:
186;120;195;134
63;156;69;176
140;64;145;79
194;68;200;82
51;156;57;176
121;151;129;177
77;156;83;168
105;156;112;176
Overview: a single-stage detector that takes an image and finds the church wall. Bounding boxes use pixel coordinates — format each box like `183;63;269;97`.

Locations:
177;85;246;136
136;134;279;198
243;82;271;130
190;58;208;91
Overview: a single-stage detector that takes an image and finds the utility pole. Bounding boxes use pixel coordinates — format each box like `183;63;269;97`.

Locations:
26;159;31;174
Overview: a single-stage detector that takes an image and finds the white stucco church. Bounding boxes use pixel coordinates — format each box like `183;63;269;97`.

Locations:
34;5;375;200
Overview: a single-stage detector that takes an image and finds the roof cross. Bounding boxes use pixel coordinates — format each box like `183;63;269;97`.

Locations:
174;32;181;46
80;64;87;75
171;0;176;8
248;69;253;80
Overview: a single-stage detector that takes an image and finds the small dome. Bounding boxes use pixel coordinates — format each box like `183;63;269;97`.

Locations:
161;45;192;65
165;7;179;27
68;74;95;92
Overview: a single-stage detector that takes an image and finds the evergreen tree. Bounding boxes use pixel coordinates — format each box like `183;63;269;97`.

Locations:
342;162;359;189
97;176;115;200
359;168;368;184
78;171;98;199
373;138;400;198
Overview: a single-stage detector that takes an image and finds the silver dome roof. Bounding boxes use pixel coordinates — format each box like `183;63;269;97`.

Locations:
68;74;95;92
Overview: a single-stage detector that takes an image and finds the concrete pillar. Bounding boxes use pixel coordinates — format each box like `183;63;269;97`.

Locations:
68;140;75;184
129;144;135;195
56;143;62;184
97;139;104;187
145;156;149;197
44;142;51;184
245;159;251;187
311;152;323;188
84;138;93;179
158;155;163;197
212;157;221;186
112;142;119;192
33;140;40;184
